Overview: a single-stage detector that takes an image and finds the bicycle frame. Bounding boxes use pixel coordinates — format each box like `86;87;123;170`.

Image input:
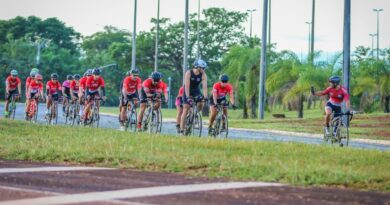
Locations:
324;112;353;147
212;101;229;138
125;99;138;132
141;97;162;134
184;97;203;137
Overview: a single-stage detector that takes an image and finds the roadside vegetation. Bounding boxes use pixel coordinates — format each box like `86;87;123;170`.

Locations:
0;119;389;191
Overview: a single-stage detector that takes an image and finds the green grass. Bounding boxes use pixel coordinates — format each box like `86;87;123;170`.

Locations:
0;119;389;191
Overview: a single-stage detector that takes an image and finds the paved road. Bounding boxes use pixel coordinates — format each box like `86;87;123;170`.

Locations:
0;160;388;205
0;103;389;151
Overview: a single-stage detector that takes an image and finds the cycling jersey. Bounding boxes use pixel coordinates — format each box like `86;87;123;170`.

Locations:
122;76;142;94
79;77;88;91
62;80;71;88
189;70;202;90
212;82;233;99
86;76;105;92
70;80;80;94
6;76;21;91
28;81;43;94
46;80;62;95
26;77;33;89
319;86;349;105
142;78;168;96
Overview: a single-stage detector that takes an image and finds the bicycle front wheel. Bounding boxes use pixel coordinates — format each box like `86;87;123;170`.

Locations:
128;110;137;132
192;112;202;137
339;124;349;147
10;100;16;120
149;109;160;134
218;114;228;138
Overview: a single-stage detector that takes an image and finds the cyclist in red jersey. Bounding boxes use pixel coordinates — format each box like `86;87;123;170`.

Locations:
83;68;106;123
137;72;168;130
208;74;237;135
311;76;351;135
70;74;81;101
79;69;93;103
4;70;21;117
119;68;142;129
25;74;44;117
175;86;184;133
45;73;62;116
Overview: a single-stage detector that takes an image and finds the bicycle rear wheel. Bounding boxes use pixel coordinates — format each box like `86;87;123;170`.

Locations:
192;112;202;137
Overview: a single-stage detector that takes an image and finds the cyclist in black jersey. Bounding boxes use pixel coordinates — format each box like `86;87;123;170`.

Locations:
179;59;208;135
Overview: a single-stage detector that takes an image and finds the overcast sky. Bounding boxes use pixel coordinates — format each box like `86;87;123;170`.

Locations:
1;0;389;55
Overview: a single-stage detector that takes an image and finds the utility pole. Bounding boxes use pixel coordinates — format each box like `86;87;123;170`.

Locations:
154;0;160;71
268;0;271;46
183;0;189;85
197;0;201;59
259;0;268;120
310;0;315;64
373;8;383;60
369;33;377;59
343;0;351;93
131;0;137;70
306;22;311;62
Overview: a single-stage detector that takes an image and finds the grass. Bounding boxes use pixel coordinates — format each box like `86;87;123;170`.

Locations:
100;106;390;140
0;119;389;192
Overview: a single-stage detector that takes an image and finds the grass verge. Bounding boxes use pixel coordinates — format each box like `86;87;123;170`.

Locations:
0;119;389;192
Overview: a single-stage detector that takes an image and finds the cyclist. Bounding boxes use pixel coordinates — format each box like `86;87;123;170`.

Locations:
45;73;62;116
175;86;184;133
83;68;106;123
25;68;39;94
70;74;81;101
137;71;168;130
4;70;21;117
79;69;93;118
119;68;142;130
62;74;73;113
208;74;237;135
311;76;351;136
179;59;208;135
25;74;44;118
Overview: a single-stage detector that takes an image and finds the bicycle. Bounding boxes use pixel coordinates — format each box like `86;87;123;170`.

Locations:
26;95;40;123
63;96;72;124
323;112;353;147
69;98;81;126
84;97;103;128
211;100;229;138
184;96;204;137
141;97;162;134
45;96;59;125
124;99;138;132
6;94;19;120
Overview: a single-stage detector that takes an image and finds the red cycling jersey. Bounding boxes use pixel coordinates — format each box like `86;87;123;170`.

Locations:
122;76;142;94
79;77;87;90
6;76;21;90
319;86;350;105
212;82;233;99
28;80;43;94
70;80;80;93
142;78;168;96
86;76;105;92
177;86;184;97
46;80;62;95
26;77;33;88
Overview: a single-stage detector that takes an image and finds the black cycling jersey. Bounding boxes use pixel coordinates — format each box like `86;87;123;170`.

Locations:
189;69;202;90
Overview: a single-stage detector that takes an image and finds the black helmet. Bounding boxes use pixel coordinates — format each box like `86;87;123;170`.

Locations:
328;76;341;85
151;71;162;82
66;74;73;80
219;74;229;83
51;73;58;79
93;68;101;75
73;74;81;80
131;67;140;75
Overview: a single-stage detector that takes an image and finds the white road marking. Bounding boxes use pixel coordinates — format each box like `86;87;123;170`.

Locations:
0;167;113;174
0;182;284;205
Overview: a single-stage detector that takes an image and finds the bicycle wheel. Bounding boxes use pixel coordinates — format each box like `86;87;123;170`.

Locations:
128;109;137;132
185;112;193;136
53;103;58;125
213;115;221;137
157;109;162;133
218;114;228;138
149;110;159;134
192;112;202;137
141;107;151;132
10;99;16;120
92;107;100;128
338;122;349;147
72;103;80;126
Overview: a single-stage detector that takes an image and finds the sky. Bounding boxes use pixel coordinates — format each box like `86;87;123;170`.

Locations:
0;0;389;55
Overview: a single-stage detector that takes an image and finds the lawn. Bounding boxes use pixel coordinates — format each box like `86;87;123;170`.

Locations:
0;119;389;192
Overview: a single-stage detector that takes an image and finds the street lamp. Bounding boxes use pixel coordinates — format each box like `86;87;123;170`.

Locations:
131;0;137;70
373;8;383;60
196;0;201;59
247;9;256;38
305;21;312;61
258;0;268;120
31;36;50;68
183;0;189;85
310;0;316;64
154;0;160;72
369;33;377;59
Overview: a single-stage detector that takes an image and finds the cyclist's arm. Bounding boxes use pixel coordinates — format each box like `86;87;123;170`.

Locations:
313;88;329;97
5;81;9;94
184;71;191;97
144;87;153;98
17;80;22;94
212;88;218;105
229;89;235;105
202;73;208;98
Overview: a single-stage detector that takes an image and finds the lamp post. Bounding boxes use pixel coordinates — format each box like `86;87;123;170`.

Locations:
247;9;256;38
33;36;50;68
183;0;189;85
258;0;268;120
305;22;312;61
343;0;351;94
154;0;160;71
310;0;316;64
369;33;377;59
196;0;201;59
373;8;383;60
131;0;137;70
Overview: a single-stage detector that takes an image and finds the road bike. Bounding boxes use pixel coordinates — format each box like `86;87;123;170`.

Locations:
84;97;103;128
323;112;353;147
184;96;204;137
6;93;19;120
63;96;72;124
45;96;59;125
26;95;40;123
124;99;138;132
141;97;162;134
210;100;229;138
68;98;81;126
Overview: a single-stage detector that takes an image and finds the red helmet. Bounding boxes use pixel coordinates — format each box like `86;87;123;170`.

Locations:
35;74;43;80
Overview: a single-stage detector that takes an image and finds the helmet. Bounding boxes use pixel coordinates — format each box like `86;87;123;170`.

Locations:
92;68;101;75
328;76;341;85
66;74;73;80
193;59;207;69
86;69;93;76
51;73;58;79
30;71;37;78
130;67;140;75
10;69;18;76
151;71;162;82
35;74;43;80
219;74;229;83
31;68;39;74
73;74;81;80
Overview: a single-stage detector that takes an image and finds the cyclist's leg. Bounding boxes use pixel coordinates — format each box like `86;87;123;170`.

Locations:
46;94;53;115
4;91;12;113
208;99;217;127
137;90;148;128
324;102;333;128
119;94;127;124
180;93;191;132
176;97;183;128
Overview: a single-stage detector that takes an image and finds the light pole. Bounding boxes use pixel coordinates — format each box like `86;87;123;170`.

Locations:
268;0;271;46
131;0;137;70
196;0;201;59
183;0;189;85
343;0;351;94
305;22;312;61
369;33;377;59
373;8;383;60
259;0;268;120
310;0;316;64
33;36;50;68
247;9;256;38
154;0;160;72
